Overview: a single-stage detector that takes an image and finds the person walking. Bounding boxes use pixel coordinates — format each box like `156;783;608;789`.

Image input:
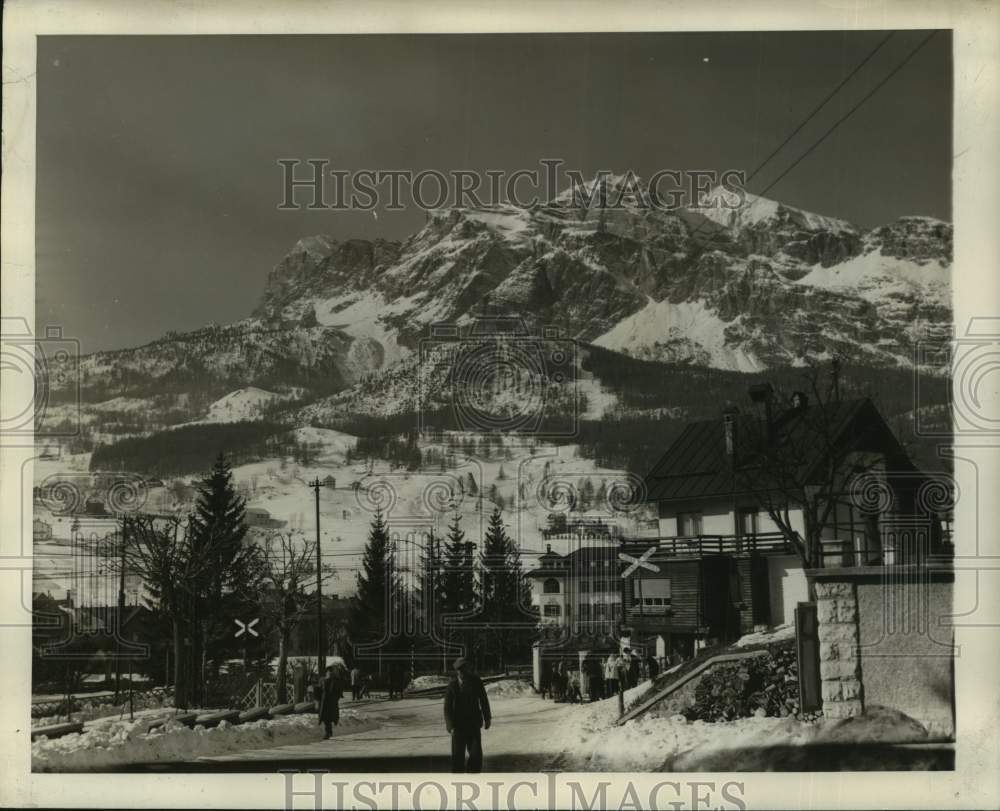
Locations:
317;665;344;740
584;655;603;702
444;657;492;773
627;648;640;688
539;660;552;700
567;667;583;703
646;653;660;681
552;659;567;702
604;653;618;699
616;650;631;692
350;665;362;701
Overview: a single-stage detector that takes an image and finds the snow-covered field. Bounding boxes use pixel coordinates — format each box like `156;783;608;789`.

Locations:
31;428;648;601
32;707;384;772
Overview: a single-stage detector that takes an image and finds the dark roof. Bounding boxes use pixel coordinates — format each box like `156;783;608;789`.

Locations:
527;545;619;577
643;398;915;503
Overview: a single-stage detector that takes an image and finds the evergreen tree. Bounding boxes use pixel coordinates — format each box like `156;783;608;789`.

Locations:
442;513;475;624
477;508;534;672
415;529;446;642
349;509;393;648
188;453;256;697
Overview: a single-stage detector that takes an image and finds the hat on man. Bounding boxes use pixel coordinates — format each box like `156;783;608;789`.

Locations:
453;657;469;671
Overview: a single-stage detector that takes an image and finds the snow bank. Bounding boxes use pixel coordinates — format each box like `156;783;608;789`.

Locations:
484;679;534;699
32;707;382;772
407;675;451;692
549;673;935;771
733;623;796;648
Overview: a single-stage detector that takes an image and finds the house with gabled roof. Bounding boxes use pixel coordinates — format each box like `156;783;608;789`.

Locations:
623;387;948;659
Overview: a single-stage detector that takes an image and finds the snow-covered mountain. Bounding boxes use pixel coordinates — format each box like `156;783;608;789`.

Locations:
255;179;951;372
45;176;952;427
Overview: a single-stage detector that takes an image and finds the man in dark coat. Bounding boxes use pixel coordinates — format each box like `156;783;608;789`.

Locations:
646;653;660;681
317;665;344;739
443;657;492;773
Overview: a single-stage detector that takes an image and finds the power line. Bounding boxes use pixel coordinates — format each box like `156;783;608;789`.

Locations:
744;31;895;186
754;30;938;200
689;30;933;245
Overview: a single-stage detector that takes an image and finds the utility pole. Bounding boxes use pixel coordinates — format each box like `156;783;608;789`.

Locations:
831;356;842;402
308;479;325;673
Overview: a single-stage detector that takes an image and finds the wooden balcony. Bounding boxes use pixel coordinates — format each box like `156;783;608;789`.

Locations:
623;531;793;558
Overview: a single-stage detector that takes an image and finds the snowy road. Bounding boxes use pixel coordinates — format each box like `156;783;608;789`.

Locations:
176;695;577;772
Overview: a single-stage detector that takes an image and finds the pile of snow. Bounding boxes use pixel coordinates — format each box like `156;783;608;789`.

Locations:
484;679;534;698
32;707;381;772
733;623;796;648
407;675;451;692
566;712;819;771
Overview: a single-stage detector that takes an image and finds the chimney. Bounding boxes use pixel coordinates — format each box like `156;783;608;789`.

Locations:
830;356;842;402
748;382;775;441
546;543;552;554
723;407;739;463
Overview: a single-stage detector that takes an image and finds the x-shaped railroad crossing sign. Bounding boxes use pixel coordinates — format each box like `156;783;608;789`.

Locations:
619;547;660;578
234;618;259;638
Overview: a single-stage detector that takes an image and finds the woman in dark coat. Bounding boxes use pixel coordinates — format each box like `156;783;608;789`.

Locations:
318;665;344;739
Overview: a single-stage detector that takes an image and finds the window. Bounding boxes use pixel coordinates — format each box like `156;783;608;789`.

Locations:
580;579;590;593
677;512;703;536
736;507;758;538
543;578;561;594
632;578;672;607
543;604;561;617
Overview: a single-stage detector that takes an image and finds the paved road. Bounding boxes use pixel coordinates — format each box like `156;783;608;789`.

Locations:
165;694;574;773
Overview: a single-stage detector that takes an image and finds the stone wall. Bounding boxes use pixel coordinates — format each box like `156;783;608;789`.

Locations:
814;580;864;719
809;565;954;737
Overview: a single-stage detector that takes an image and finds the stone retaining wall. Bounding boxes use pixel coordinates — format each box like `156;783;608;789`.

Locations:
814;581;863;719
809;564;954;737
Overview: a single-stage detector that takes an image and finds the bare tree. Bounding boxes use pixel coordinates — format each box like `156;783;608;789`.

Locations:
122;515;213;708
733;366;888;568
258;531;317;703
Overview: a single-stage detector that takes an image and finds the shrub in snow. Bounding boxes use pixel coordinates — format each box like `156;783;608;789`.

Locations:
684;645;799;722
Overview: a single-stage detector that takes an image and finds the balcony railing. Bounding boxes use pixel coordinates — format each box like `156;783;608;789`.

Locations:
624;532;793;557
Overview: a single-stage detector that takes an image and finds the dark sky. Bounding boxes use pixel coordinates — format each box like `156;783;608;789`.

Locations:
36;31;952;354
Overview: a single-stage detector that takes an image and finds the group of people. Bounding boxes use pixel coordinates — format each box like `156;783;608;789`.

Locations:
539;648;663;703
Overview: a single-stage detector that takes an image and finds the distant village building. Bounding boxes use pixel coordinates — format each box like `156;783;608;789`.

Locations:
33;518;53;541
245;507;272;527
244;506;286;529
541;513;623;542
323;475;337;489
527;544;621;633
84;499;110;517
